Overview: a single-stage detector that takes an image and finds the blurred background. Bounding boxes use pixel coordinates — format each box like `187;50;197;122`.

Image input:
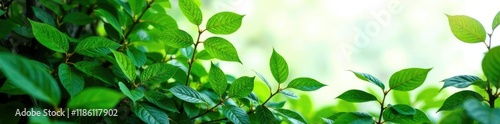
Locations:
168;0;500;123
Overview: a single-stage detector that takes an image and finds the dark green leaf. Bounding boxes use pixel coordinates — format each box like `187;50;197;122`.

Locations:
266;101;286;109
287;77;326;91
350;70;385;90
67;87;125;109
208;63;228;96
126;48;147;67
463;99;500;124
274;109;307;124
223;105;250;124
111;50;137;83
383;108;431;123
143;12;178;30
0;81;27;95
492;11;500;30
75;36;121;57
73;61;115;84
118;82;143;103
337;89;378;102
132;102;170;124
270;49;288;83
0;20;17;38
389;68;432;91
152;29;193;48
228;76;255;98
178;0;202;25
334;112;373;124
280;90;299;100
437;90;483;112
95;9;123;36
446;15;486;43
204;37;241;63
0;10;5;16
0;53;60;106
256;105;278;124
63;12;94;25
440;109;473;124
129;0;146;16
58;63;84;97
32;7;55;26
0;101;25;124
389;104;416;115
206;12;244;34
144;91;178;113
441;75;482;90
472;80;488;89
482;46;500;88
29;19;69;53
40;0;61;15
140;63;179;84
170;85;204;103
195;50;213;60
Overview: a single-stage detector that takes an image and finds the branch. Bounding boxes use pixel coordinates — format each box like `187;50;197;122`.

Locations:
119;0;154;50
191;97;230;120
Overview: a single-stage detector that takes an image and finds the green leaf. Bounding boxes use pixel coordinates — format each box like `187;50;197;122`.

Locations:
111;50;137;83
118;82;143;103
0;53;60;106
280;90;299;100
0;20;17;38
269;49;289;84
440;75;482;90
75;36;121;57
132;102;170;124
256;105;278;124
446;15;486;43
383;108;431;123
287;77;326;91
482;46;500;88
152;29;193;48
350;71;385;90
223;105;250;124
208;63;228;96
195;50;213;60
128;0;146;16
95;9;123;36
140;63;179;84
73;61;115;84
178;0;202;25
0;81;27;95
463;99;500;124
204;37;241;63
40;0;61;15
29;20;69;53
63;12;94;25
274;109;307;124
143;12;178;30
58;63;84;97
440;109;473;124
28;108;52;124
389;68;432;91
32;7;55;27
67;87;125;109
389;104;416;115
228;76;255;98
126;48;147;67
437;90;483;112
170;85;204;103
144;91;178;113
0;10;5;16
334;112;373;124
253;70;273;90
206;12;244;34
336;89;378;103
492;11;500;30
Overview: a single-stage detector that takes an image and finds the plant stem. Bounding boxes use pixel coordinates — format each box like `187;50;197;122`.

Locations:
262;84;281;106
486;85;497;108
191;97;230;119
119;0;154;50
377;90;390;124
184;28;205;86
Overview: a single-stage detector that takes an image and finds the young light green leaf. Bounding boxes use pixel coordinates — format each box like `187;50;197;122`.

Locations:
446;15;486;43
152;29;193;48
270;49;289;84
389;104;416;115
280;90;299;100
29;20;69;53
118;82;143;103
178;0;202;25
73;61;115;84
58;63;84;97
126;48;147;67
67;87;125;109
63;12;94;25
336;89;378;103
206;12;244;34
383;108;431;123
223;105;250;124
0;53;61;106
144;91;178;113
75;36;121;57
274;109;307;124
208;63;228;96
286;77;326;91
95;9;123;36
128;0;146;16
256;105;278;124
204;37;241;63
132;102;170;124
140;63;179;85
350;71;385;90
482;46;500;88
437;90;483;112
463;99;500;124
389;68;432;91
228;76;255;98
195;50;213;60
253;70;273;90
32;7;55;26
111;50;137;83
170;85;205;103
492;11;500;30
334;112;373;124
440;75;482;90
